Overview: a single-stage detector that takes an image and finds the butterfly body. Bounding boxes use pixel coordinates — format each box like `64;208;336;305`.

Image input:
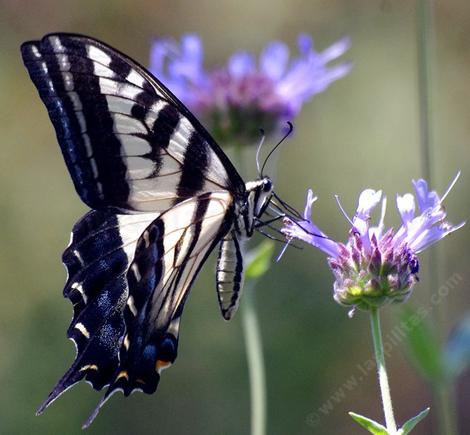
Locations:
21;33;275;426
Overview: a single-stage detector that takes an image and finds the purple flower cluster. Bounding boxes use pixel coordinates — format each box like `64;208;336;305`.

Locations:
150;34;351;145
282;175;464;313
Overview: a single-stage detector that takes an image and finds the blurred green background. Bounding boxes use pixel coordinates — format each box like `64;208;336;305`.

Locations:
1;0;469;434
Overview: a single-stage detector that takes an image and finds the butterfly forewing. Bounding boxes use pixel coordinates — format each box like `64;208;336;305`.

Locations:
21;33;243;212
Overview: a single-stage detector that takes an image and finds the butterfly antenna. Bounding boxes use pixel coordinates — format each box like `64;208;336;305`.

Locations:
256;129;266;176
262;222;292;239
257;229;287;244
254;214;284;228
256;221;285;237
260;121;293;176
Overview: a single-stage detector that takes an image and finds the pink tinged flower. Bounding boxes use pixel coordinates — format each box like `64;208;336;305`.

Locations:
149;33;351;145
281;174;464;313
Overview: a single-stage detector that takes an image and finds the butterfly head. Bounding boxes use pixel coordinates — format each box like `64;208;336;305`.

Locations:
240;177;274;237
255;177;274;216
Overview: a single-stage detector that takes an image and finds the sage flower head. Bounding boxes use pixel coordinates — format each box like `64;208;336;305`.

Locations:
150;34;351;146
282;174;464;314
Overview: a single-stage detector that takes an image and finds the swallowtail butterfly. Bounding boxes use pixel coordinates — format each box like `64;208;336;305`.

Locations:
21;33;280;427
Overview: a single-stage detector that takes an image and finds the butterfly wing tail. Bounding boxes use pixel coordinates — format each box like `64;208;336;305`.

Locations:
81;318;180;428
36;366;83;416
36;209;138;416
36;308;125;416
81;386;121;429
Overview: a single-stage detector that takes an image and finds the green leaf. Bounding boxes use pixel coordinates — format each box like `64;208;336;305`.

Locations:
399;306;447;385
349;412;389;434
245;240;275;281
398;408;430;434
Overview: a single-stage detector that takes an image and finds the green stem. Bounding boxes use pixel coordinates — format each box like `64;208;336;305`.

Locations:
417;3;458;434
370;308;398;434
417;0;434;184
233;142;267;435
436;384;458;435
242;283;267;435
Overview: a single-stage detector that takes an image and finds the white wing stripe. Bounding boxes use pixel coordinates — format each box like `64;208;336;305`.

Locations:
112;113;147;134
126;69;146;88
105;95;136;115
87;45;112;67
146;192;233;328
168;117;195;161
117;135;152;156
144;100;167;128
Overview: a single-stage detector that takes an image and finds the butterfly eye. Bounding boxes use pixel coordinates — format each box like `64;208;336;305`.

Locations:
263;179;273;192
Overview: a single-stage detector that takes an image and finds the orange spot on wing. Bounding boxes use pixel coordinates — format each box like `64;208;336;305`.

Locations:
116;371;129;381
79;364;98;372
156;360;172;372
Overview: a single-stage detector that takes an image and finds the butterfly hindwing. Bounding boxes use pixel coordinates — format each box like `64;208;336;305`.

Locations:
121;192;234;384
80;192;234;426
37;209;160;413
21;33;244;212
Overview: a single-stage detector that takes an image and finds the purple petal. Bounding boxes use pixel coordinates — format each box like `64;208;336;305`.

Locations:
149;38;172;76
275;35;351;113
297;33;313;54
181;34;203;63
355;189;382;221
260;42;289;81
412;179;439;212
408;221;465;253
313;62;353;90
303;189;317;220
394;175;464;252
282;218;340;258
350;189;382;252
318;37;351;63
149;34;207;105
168;34;205;83
396;193;415;225
281;189;340;258
228;52;255;79
369;197;387;240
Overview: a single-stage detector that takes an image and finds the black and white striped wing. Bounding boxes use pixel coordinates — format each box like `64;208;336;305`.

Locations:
21;33;245;212
36;208;160;414
82;192;234;426
21;34;246;423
